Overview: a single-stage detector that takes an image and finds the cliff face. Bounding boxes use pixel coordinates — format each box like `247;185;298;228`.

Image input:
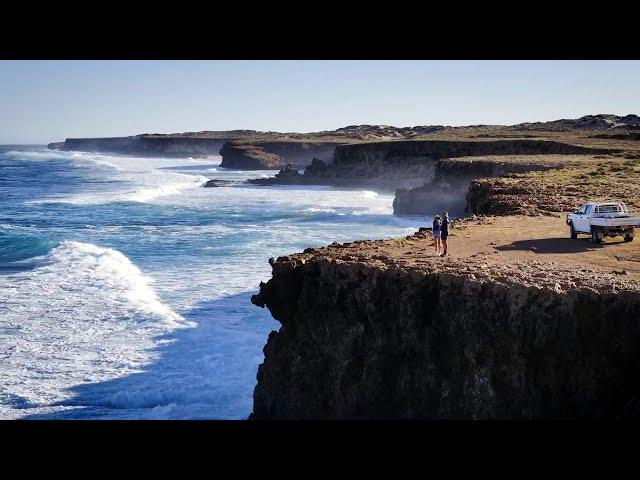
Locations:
466;156;640;216
273;139;617;215
274;140;614;187
62;137;141;153
59;136;226;156
331;139;612;166
219;141;341;170
250;235;640;419
393;158;558;216
240;139;623;211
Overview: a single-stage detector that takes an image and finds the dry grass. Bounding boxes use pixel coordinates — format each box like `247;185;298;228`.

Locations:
471;157;640;215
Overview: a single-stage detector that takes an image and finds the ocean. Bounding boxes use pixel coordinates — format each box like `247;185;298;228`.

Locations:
0;146;421;419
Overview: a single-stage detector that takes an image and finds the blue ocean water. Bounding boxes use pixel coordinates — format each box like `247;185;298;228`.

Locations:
0;146;421;419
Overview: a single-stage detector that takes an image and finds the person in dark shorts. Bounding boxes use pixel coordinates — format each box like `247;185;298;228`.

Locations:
440;211;449;257
432;215;442;255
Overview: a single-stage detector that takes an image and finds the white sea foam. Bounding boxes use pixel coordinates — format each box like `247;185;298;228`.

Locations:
27;151;210;205
0;241;191;418
42;241;188;325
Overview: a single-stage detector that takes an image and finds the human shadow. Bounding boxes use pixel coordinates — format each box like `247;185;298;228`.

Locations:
495;237;605;254
21;291;279;420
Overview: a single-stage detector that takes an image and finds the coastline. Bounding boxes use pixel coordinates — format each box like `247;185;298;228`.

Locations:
247;134;640;419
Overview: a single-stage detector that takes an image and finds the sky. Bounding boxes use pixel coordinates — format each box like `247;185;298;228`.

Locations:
0;60;638;144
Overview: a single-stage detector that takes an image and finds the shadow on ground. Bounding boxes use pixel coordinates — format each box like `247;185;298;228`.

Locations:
21;291;278;420
496;235;632;254
495;237;610;254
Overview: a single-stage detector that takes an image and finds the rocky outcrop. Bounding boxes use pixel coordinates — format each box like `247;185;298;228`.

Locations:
244;139;622;209
318;124;446;140
203;179;243;188
47;142;64;150
331;139;615;168
219;142;283;169
590;132;640;141
57;136;227;157
250;236;640;419
393;158;559;216
219;141;341;170
466;156;640;215
511;114;640;132
48;114;640;157
247;164;305;186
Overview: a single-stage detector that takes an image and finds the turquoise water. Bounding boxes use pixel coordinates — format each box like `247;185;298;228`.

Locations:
0;146;421;419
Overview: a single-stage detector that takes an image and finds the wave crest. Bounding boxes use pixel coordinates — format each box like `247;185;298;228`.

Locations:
39;241;188;326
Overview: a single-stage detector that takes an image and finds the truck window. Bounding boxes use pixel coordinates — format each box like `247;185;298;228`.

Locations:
585;205;592;215
595;204;621;214
578;205;587;215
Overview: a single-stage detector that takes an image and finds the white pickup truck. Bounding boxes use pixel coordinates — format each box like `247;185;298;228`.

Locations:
566;201;640;243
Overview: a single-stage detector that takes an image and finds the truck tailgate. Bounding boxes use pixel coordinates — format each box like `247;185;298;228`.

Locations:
591;216;640;227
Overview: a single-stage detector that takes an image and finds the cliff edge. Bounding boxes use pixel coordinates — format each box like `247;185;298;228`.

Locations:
250;215;640;419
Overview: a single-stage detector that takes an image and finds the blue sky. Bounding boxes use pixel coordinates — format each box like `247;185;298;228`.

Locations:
0;60;638;144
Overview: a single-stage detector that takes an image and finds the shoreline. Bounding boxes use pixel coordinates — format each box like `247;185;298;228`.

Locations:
248;143;640;418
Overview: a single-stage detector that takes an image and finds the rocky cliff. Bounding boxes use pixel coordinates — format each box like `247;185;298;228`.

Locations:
219;141;342;169
244;139;619;212
331;139;612;166
249;139;611;188
392;157;561;216
466;155;640;216
58;136;227;157
250;227;640;419
48;124;449;159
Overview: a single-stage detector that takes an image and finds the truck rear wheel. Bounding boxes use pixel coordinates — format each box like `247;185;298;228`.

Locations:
591;228;602;243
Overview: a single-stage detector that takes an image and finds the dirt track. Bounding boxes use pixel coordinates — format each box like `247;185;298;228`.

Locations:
447;215;640;279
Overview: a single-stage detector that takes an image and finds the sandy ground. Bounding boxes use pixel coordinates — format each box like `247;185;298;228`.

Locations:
292;214;640;294
446;215;640;278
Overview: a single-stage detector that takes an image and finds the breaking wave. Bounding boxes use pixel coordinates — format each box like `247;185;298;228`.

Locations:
39;241;188;325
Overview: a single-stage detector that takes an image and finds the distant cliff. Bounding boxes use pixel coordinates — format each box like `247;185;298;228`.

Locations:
56;136;227;157
331;139;613;166
247;139;620;211
219;141;342;169
326;140;616;216
393;157;561;216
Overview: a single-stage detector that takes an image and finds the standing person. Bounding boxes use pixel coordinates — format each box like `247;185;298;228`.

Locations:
440;211;450;257
432;215;442;255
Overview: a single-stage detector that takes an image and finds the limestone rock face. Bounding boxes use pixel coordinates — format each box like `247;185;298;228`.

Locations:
251;252;640;419
59;136;226;156
248;139;617;202
391;157;561;216
219;141;340;170
219;143;283;169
